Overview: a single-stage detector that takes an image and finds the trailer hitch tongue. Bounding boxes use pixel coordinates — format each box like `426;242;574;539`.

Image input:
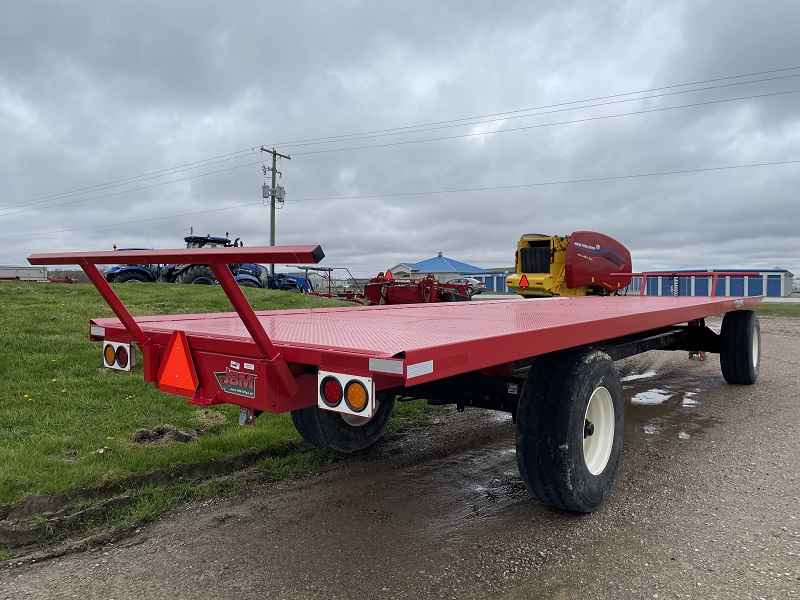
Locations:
584;419;595;438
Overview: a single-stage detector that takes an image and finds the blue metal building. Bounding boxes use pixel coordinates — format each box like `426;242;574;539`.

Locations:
632;269;794;297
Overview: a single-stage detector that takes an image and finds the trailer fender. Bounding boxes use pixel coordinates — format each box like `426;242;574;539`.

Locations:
235;274;262;288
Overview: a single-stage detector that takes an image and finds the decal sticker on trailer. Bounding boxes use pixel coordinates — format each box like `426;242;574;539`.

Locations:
215;368;257;399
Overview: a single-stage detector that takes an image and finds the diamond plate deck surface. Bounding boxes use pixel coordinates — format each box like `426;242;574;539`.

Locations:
104;296;759;360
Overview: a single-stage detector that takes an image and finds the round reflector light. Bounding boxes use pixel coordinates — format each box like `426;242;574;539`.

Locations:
103;344;116;366
344;380;368;412
320;376;343;407
116;345;129;369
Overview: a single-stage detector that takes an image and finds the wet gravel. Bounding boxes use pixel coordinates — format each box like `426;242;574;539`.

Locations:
1;315;798;599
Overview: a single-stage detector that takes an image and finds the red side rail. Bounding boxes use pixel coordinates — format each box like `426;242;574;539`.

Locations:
610;271;761;297
28;245;325;398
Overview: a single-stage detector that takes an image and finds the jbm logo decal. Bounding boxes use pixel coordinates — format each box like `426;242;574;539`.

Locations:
215;368;257;399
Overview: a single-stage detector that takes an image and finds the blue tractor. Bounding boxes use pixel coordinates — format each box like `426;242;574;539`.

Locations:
236;263;304;292
105;234;303;292
157;234;265;287
103;248;161;283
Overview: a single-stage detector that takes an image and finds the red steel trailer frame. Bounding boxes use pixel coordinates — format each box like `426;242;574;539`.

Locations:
28;245;764;513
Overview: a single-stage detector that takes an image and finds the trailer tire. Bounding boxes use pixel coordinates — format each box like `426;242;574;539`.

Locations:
720;310;760;385
290;393;396;453
178;265;215;285
516;349;624;513
117;271;149;283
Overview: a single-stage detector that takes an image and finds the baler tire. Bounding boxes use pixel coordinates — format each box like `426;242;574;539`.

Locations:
178;265;216;285
516;349;624;513
720;310;760;385
440;292;469;302
117;272;149;283
290;393;396;453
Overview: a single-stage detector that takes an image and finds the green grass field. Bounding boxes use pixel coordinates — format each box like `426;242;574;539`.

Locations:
753;303;800;317
0;281;434;508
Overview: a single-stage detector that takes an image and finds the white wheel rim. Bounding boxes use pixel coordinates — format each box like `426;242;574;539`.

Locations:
583;386;614;475
340;395;380;427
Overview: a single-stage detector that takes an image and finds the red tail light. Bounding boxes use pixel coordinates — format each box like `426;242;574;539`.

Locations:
320;376;343;407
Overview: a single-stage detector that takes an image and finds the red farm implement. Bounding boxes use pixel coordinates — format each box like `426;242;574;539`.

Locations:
29;244;764;513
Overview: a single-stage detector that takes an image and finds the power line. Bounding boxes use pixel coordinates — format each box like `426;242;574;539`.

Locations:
2;158;797;241
0;159;265;216
287;159;800;202
3;148;260;209
289;88;800;155
0;201;264;239
3;87;797;218
262;66;800;147
6;66;798;209
276;72;800;150
6;87;798;216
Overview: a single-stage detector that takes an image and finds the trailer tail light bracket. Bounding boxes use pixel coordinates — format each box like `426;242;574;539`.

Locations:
318;371;375;419
103;341;136;371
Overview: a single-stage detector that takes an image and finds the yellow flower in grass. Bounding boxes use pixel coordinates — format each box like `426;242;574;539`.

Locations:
61;389;67;393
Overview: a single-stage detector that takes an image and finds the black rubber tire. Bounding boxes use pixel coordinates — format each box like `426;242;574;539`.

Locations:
465;285;474;297
720;310;760;385
516;349;624;513
290;393;396;453
117;271;149;283
440;292;470;302
177;265;215;285
238;279;261;288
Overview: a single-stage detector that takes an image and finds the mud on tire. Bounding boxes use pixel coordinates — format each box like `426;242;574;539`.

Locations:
291;393;396;453
516;349;624;513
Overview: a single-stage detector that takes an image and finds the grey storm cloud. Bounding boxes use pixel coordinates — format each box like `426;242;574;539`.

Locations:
1;0;799;277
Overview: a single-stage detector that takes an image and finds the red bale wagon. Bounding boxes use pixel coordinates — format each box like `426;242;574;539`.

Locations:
29;245;763;513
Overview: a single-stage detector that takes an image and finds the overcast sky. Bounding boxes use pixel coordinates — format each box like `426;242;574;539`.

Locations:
1;0;799;279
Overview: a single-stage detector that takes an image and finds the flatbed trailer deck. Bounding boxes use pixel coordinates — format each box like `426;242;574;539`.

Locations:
29;245;764;513
89;294;759;386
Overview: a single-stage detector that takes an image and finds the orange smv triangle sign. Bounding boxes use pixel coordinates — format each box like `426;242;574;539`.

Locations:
520;274;530;288
157;331;199;398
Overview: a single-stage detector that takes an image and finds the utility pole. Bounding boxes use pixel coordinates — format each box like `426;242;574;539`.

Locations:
260;146;291;276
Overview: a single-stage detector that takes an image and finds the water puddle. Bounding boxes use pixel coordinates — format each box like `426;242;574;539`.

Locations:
398;440;529;539
620;354;721;442
621;370;657;382
630;389;672;405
